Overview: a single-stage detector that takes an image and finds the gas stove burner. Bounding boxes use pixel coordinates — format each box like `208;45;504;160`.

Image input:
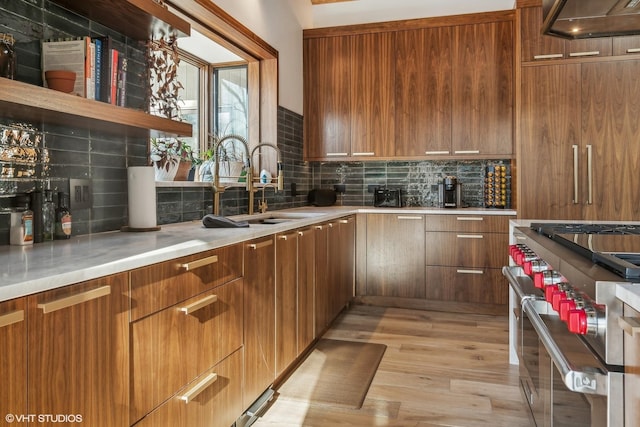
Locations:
531;223;640;237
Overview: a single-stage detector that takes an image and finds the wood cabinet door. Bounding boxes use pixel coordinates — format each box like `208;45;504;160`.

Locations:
275;231;299;377
365;214;425;298
303;36;351;159
395;26;452;156
243;236;276;407
519;64;582;220
350;32;395;158
297;226;316;353
27;273;129;427
425;231;508;269
334;216;355;311
452;21;513;156
613;35;640;56
314;223;330;334
520;6;565;62
581;60;640;220
0;298;26;420
425;266;508;305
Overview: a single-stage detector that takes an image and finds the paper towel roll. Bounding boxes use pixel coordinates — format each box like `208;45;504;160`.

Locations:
127;166;157;229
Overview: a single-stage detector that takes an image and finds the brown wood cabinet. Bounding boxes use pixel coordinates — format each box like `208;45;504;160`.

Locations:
134;349;243;427
519;60;640;220
297;226;316;352
350;32;395;158
395;26;452;157
364;214;426;298
452;21;513;156
425;214;509;309
303;36;351;159
275;230;300;377
27;273;129;427
315;217;355;334
243;236;276;407
520;7;613;63
0;297;26;420
130;278;243;423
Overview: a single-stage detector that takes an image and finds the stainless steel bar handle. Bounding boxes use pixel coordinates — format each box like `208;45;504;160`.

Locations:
352;152;374;156
586;144;593;205
572;144;579;204
454;150;480;154
326;152;348;157
456;269;484;274
569;51;600;57
522;299;608;396
533;53;563;60
0;310;24;328
180;255;219;271
179;373;218;403
38;285;111;314
397;216;422;220
456;217;483;221
425;150;450;155
456;234;483;239
627;48;640;53
179;295;218;315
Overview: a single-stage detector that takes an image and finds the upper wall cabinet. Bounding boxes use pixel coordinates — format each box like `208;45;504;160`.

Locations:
303;11;515;162
50;0;190;40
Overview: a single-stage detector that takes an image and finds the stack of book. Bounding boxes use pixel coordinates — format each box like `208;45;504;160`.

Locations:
42;36;128;106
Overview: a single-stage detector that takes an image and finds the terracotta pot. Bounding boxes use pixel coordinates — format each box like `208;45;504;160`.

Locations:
45;70;76;93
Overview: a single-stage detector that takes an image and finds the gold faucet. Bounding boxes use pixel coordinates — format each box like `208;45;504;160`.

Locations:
210;134;251;215
258;183;277;214
249;143;284;215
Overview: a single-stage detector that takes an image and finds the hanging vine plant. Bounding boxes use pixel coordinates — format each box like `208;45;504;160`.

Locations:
145;32;183;119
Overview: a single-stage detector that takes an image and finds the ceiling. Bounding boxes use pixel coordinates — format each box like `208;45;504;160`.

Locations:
309;0;516;28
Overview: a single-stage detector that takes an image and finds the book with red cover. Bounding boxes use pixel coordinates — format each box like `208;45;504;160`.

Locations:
109;49;118;105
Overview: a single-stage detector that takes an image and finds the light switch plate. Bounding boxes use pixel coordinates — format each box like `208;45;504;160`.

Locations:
69;179;91;210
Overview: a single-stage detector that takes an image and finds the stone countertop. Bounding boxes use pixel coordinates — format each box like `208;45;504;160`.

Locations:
0;206;516;302
616;284;640;312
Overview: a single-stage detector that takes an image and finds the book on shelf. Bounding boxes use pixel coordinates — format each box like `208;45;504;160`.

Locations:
93;38;102;101
41;38;88;97
109;48;119;105
92;36;113;103
117;56;128;107
85;37;95;100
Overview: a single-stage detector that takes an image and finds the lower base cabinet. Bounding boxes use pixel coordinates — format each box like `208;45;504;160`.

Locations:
133;349;243;427
425;266;508;305
0;297;26;421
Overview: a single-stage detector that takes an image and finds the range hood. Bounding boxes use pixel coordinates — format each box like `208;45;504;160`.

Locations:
542;0;640;39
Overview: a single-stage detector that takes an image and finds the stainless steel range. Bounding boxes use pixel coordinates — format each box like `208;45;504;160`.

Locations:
503;223;640;427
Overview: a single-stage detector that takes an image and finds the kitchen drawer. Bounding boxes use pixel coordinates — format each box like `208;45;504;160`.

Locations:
425;266;508;305
133;349;243;427
425;231;508;268
129;243;242;320
131;278;243;423
424;214;509;232
0;297;26;420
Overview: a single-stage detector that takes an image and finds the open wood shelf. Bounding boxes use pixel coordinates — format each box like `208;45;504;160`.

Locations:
0;78;192;137
50;0;191;40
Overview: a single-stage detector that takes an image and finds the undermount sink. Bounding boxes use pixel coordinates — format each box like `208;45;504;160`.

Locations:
247;217;293;225
238;211;327;225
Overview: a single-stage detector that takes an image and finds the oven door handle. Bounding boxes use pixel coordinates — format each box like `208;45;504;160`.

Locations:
522;299;609;396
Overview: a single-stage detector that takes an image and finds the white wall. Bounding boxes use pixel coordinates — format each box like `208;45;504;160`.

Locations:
212;0;312;115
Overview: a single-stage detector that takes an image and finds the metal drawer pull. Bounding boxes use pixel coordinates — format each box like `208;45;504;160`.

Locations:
626;48;640;53
572;144;579;204
38;285;111;314
315;225;323;230
180;295;218;315
180;255;218;271
298;231;304;236
339;219;350;224
618;316;640;336
586;144;593;205
456;216;483;221
397;216;422;220
249;240;273;250
569;51;600;57
279;235;288;240
0;310;24;328
456;234;484;239
454;150;480;154
425;150;449;155
326;152;348;157
457;269;484;274
180;373;218;404
533;53;563;60
352;152;374;156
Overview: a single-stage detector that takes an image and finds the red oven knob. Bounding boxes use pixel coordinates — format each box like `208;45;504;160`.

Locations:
545;284;559;302
559;299;576;321
568;309;588;335
552;290;568;311
534;270;562;289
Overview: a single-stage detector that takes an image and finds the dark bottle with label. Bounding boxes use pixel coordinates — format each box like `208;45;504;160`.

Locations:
55;192;72;239
42;190;56;241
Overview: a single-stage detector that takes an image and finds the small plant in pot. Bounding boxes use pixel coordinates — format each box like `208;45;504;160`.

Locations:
199;133;247;183
150;137;195;181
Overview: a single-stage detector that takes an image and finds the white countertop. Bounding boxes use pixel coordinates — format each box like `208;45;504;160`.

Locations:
0;206;515;302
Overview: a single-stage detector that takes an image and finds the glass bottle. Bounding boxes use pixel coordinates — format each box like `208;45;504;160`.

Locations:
42;190;56;241
0;33;16;79
55;192;72;239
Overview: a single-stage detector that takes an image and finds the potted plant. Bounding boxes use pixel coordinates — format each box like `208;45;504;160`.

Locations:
199;133;247;183
150;137;195;181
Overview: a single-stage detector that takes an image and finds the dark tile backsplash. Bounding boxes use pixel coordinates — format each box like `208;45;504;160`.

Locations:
0;1;512;245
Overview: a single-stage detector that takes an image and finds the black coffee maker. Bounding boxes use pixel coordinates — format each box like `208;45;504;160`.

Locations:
439;176;461;208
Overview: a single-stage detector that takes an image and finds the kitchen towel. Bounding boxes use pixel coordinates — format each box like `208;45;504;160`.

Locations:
127;166;157;229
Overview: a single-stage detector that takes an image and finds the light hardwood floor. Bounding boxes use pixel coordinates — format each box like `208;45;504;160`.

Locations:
255;304;531;427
